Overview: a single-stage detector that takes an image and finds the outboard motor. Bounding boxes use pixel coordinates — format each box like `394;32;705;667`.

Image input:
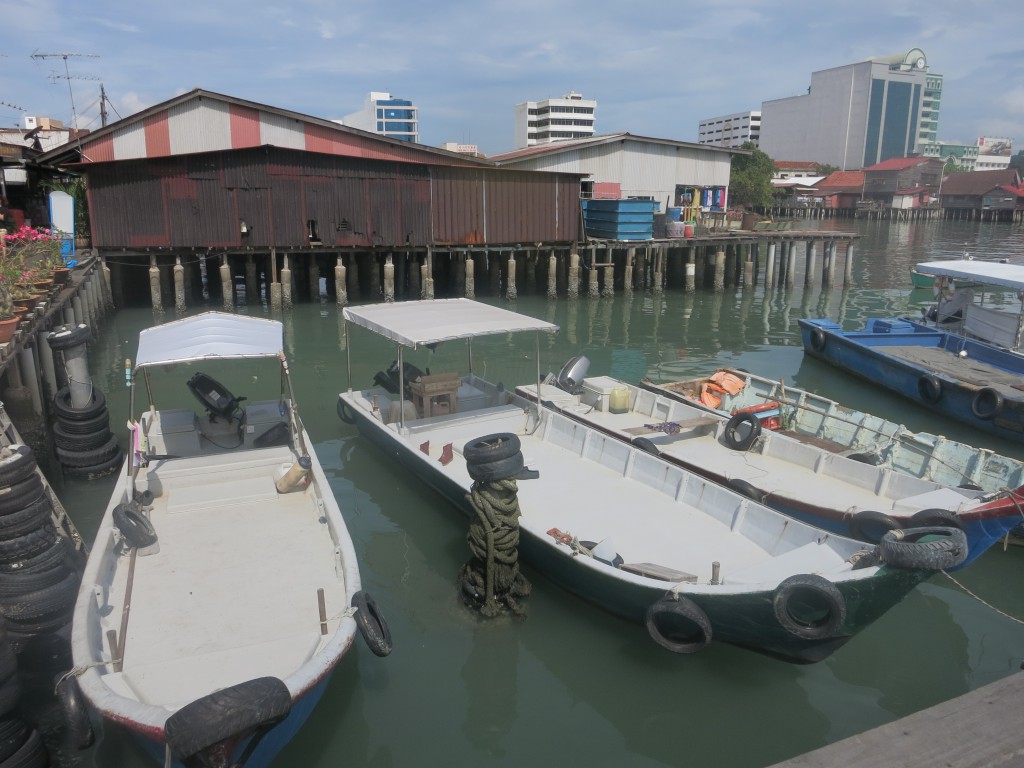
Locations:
186;372;246;423
373;360;427;400
555;356;590;394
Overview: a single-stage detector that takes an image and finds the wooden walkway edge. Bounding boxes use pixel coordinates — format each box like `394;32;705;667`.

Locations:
767;671;1024;768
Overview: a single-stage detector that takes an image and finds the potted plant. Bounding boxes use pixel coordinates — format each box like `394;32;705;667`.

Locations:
0;236;24;343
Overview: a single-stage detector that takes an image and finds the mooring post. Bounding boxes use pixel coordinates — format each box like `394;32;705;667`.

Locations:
335;254;347;306
149;255;162;312
568;249;580;299
220;255;234;310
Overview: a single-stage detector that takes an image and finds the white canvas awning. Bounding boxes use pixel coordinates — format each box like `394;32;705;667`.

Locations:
343;299;559;348
135;312;283;369
916;260;1024;291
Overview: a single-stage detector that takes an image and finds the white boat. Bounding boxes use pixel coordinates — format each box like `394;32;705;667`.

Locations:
69;312;390;768
514;360;1024;570
338;298;963;665
914;259;1024;352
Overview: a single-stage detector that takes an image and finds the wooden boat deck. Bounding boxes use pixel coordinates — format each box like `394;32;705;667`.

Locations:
100;445;344;710
882;345;1024;393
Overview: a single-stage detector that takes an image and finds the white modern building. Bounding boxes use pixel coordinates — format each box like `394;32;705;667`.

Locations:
341;92;418;143
514;92;596;148
698;111;761;148
759;49;942;170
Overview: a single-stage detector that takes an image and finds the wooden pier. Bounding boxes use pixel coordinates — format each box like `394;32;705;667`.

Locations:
768;671;1024;767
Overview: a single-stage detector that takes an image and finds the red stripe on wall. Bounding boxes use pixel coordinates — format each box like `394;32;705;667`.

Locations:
87;135;115;163
143;113;171;157
230;105;262;149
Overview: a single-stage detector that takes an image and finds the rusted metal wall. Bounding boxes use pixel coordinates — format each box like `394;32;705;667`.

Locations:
86;147;581;249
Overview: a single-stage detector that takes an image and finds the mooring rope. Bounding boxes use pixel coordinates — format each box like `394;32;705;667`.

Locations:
462;476;531;616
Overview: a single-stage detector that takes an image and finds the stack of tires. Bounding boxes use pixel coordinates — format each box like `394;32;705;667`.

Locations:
48;324;122;481
0;629;49;767
0;445;81;655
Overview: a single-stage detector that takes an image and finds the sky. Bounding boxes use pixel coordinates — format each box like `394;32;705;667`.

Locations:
1;0;1023;158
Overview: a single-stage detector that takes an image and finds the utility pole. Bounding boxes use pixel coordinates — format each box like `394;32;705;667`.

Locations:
30;51;99;130
100;84;108;127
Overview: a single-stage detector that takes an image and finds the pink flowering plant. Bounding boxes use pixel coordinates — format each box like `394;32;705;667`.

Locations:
0;226;65;318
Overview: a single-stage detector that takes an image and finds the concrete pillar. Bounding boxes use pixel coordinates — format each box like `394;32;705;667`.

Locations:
36;329;57;405
384;254;395;302
149;255;163;312
99;255;113;308
765;241;777;291
804;240;817;289
824;240;836;287
568;250;580;299
269;248;282;312
844;241;855;286
281;253;293;309
465;252;476;299
602;247;614;298
713;247;726;292
786;241;796;289
71;295;84;326
624;247;635;295
547;251;557;299
685;248;696;293
587;252;599;298
407;253;420;299
16;346;42;417
335;254;348;307
423;247;435;300
220;256;234;310
506;252;518;300
245;255;257;301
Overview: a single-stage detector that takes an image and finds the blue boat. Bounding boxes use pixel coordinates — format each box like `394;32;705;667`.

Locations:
799;316;1024;444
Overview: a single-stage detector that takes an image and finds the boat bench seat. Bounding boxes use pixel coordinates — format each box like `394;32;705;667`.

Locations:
402;403;526;435
120;631;320;710
724;540;848;585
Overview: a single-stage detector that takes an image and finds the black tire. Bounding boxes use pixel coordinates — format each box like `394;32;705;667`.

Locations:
908;507;965;531
0;728;46;768
0;559;71;598
0;675;21;720
55;434;120;467
0;537;69;576
112;504;157;549
0;716;29;763
809;327;827;352
46;324;91;352
336;397;356;425
61;451;124;480
727;478;765;503
0;496;52;542
0;526;59;566
917;374;942;404
54;674;94;749
463;433;521;465
723;412;762;451
958;481;983;491
880;526;969;571
54;410;111;436
466;453;524;483
772;574;847;640
51;422;113;452
352;591;393;657
0;570;78;621
644;595;712;654
0;447;36;489
632;437;660;456
848;452;883;465
4;610;73;638
164;677;292;762
0;476;44;516
52;386;106;422
848;510;901;544
971;387;1004;421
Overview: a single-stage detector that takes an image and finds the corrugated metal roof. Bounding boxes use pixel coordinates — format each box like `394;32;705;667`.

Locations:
491;132;743;164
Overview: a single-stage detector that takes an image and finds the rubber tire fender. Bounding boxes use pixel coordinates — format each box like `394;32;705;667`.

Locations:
880;526;969;571
772;574;847;640
55;434;120;468
917;374;942;404
52;386;106;421
644;595;712;654
0;715;29;763
0;474;45;515
971;387;1003;421
61;450;124;480
727;478;765;503
631;437;660;456
908;507;965;531
723;412;762;451
46;324;91;352
55;674;95;749
809;327;827;353
848;452;883;466
54;410;111;436
0;446;36;489
112;504;158;549
463;433;521;465
336;397;356;425
352;590;393;657
0;727;43;767
466;453;524;483
847;510;901;544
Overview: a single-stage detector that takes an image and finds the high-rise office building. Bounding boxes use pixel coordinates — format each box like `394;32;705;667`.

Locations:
342;92;419;143
514;92;596;148
697;111;761;148
759;49;941;170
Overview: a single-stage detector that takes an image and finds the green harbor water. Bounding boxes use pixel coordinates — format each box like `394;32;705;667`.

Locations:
54;218;1024;767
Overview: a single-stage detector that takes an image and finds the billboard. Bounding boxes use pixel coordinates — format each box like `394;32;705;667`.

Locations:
977;137;1012;156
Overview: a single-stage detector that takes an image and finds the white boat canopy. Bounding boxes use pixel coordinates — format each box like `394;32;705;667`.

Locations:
915;260;1024;292
343;298;559;348
135;312;284;369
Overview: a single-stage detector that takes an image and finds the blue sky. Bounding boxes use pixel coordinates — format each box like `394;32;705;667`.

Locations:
2;0;1022;157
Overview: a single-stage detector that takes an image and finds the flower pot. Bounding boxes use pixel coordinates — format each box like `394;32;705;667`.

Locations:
0;317;19;344
12;296;41;311
32;280;53;292
51;267;70;286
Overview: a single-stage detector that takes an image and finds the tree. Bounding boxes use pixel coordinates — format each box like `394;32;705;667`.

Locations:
1010;150;1024;171
729;142;776;209
814;163;840;177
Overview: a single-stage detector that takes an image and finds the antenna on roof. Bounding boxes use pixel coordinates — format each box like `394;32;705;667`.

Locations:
30;51;99;157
